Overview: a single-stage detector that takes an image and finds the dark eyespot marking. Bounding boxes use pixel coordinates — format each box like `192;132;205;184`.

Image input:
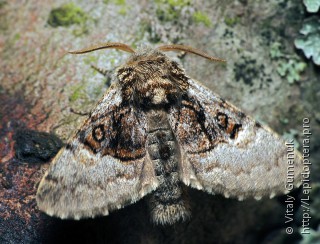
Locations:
230;124;242;139
93;125;105;142
216;112;228;129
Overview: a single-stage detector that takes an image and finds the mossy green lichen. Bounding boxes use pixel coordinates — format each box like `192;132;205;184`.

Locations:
224;16;239;27
69;83;87;102
47;3;88;28
69;76;109;106
83;55;98;66
295;16;320;65
269;42;306;83
294;0;320;65
155;0;190;7
303;0;320;13
155;0;190;22
137;20;161;44
193;11;212;27
118;6;128;15
276;59;306;84
270;42;283;59
103;0;128;15
13;33;20;41
0;1;8;31
155;6;179;22
114;0;126;5
103;0;126;5
0;0;6;9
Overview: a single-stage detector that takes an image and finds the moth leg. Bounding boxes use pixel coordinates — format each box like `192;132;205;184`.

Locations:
91;64;112;87
70;108;90;116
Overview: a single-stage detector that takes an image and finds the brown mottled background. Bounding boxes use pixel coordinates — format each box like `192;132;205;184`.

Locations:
0;0;319;243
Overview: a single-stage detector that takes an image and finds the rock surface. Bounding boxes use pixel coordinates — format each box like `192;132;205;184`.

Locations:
0;0;319;243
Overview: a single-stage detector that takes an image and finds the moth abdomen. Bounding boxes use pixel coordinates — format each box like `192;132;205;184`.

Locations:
146;109;191;225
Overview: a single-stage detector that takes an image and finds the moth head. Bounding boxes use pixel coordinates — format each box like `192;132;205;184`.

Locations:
117;49;189;107
69;42;225;106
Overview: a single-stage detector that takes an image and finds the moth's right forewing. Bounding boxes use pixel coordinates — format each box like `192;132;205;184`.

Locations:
169;79;303;200
36;83;159;220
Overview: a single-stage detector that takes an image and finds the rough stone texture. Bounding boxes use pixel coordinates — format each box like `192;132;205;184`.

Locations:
0;0;319;243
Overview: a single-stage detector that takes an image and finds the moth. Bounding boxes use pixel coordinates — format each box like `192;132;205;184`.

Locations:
36;43;303;225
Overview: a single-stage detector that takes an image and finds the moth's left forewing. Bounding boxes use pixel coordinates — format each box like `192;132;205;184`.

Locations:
36;84;158;219
169;79;303;200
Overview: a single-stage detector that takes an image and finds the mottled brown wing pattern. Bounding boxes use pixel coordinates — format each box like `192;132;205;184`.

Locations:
36;83;158;219
78;99;145;161
169;79;303;200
